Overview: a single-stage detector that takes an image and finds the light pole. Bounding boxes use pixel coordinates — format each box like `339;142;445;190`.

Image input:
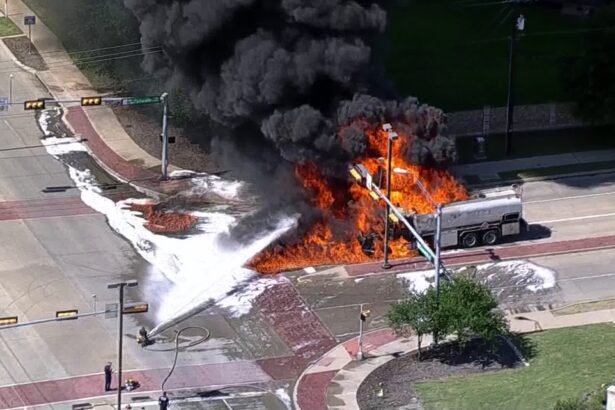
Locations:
382;123;398;270
504;13;525;156
8;73;13;107
107;279;138;409
160;92;169;180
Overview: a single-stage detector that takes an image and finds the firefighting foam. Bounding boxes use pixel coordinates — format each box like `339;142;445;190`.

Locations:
248;121;468;274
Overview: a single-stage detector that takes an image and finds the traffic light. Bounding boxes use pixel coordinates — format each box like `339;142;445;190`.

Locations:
123;302;148;314
81;96;102;106
0;316;17;326
56;309;78;320
24;99;45;110
360;309;371;322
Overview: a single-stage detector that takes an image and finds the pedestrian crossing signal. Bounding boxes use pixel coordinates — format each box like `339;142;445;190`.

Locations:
24;100;45;110
81;97;102;106
360;309;371;321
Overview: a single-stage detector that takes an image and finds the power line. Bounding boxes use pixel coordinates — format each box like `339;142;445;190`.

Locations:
0;49;163;75
0;42;159;70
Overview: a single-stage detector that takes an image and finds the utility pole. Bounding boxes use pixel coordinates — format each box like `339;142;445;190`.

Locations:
160;92;169;180
107;280;138;409
382;124;398;270
4;0;7;18
504;13;525;156
433;204;442;343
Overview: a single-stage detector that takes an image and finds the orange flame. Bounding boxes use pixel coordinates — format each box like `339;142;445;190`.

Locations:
249;122;467;274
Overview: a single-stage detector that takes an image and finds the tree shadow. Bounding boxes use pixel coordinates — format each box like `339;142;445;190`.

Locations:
421;334;535;369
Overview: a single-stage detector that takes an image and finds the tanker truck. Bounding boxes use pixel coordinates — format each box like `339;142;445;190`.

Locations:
359;185;524;254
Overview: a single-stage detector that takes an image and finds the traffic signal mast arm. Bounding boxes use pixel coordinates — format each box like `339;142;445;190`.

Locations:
370;183;436;262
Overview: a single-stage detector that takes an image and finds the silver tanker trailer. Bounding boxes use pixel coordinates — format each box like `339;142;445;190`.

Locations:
399;185;524;249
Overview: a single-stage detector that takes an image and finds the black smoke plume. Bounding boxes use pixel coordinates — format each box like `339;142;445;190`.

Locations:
123;0;456;239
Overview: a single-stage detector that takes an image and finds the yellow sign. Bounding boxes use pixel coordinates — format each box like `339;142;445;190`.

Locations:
369;190;379;200
388;212;399;223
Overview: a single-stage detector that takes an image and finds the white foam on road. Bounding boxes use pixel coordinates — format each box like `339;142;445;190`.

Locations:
397;260;556;294
38;109;298;327
397;270;434;293
479;260;556;292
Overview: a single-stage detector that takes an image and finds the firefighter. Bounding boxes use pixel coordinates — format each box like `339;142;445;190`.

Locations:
137;326;150;347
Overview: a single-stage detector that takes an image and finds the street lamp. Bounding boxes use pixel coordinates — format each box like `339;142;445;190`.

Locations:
382;123;398;270
107;279;138;409
504;13;525;156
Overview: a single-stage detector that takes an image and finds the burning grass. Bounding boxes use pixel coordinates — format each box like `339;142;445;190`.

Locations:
131;203;198;234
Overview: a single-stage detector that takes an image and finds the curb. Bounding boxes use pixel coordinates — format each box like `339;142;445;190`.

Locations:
0;36;37;76
461;167;615;189
294;328;410;410
58;108;167;200
0;37;173;200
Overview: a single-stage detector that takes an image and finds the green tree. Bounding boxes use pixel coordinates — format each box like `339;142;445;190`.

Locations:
563;6;615;124
388;290;436;359
388;276;508;358
436;276;508;349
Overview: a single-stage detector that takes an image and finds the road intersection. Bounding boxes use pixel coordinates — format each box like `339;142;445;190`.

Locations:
1;9;615;409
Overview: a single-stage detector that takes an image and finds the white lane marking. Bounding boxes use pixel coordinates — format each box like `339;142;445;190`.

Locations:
532;212;615;225
559;272;615;282
525;190;615;204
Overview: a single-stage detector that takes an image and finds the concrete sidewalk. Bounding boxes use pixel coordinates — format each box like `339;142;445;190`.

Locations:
450;149;615;183
5;0;179;194
294;308;615;410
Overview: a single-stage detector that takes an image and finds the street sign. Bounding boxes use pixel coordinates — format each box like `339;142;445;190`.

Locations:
0;97;8;112
122;96;161;106
24;15;35;25
417;241;433;262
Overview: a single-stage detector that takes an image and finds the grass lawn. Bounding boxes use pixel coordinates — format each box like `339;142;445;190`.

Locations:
385;1;605;111
0;17;21;37
415;324;615;410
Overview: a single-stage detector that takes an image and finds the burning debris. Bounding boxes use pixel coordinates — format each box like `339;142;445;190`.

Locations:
130;203;198;234
124;1;466;273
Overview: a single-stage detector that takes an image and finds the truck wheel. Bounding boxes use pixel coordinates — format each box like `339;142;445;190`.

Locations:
461;232;478;248
482;230;499;246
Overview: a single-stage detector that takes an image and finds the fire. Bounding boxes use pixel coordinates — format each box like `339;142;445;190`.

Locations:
249;122;468;274
131;203;198;234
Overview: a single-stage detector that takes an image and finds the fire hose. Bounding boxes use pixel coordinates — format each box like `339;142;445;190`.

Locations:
160;326;211;392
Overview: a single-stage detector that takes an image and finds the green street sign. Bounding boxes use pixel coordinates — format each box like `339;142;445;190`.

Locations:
122;96;161;106
417;242;433;262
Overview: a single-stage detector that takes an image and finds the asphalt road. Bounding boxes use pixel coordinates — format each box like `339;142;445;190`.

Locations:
0;45;291;409
1;34;615;410
291;173;615;343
